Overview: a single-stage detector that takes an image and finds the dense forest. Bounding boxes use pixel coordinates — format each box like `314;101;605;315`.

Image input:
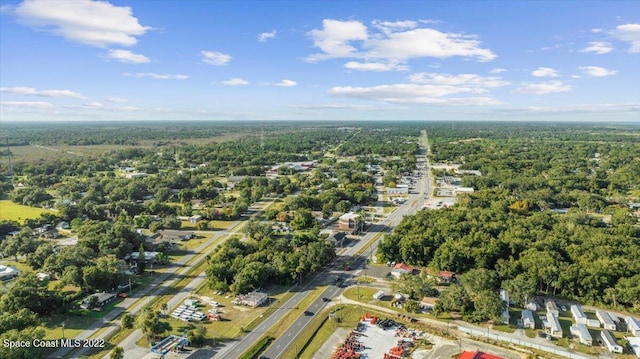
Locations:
378;124;640;312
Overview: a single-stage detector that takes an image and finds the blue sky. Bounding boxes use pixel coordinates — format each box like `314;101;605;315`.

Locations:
0;0;639;122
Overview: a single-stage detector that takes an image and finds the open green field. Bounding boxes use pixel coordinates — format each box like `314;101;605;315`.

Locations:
0;200;55;223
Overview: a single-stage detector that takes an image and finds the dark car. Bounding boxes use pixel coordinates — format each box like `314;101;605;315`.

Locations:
322;297;331;302
304;310;314;316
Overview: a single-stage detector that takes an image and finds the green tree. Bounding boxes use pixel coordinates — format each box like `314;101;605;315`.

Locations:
290;208;316;230
110;346;124;359
404;299;419;313
121;313;134;329
469;290;504;323
186;324;207;346
135;308;171;341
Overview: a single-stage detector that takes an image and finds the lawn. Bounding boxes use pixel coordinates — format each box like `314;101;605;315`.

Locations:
0;200;54;223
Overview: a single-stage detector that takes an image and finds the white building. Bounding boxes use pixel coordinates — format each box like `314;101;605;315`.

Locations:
596;310;617;331
627;316;640;336
546;299;559;317
544;310;563;338
571;305;587;325
373;290;385;300
0;265;19;281
626;336;640;358
525;300;538;311
601;330;623;353
570;323;593;346
521;310;535;329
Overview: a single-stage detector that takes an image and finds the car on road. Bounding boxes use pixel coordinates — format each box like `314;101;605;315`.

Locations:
345;266;351;271
304;310;314;316
322;297;331;302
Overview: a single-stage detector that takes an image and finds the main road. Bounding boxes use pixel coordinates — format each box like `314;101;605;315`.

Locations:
250;131;433;359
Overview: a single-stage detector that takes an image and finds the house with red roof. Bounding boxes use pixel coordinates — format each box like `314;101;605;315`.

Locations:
425;268;458;284
391;263;415;278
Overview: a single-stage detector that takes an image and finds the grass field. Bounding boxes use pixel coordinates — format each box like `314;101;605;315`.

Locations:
0;200;55;223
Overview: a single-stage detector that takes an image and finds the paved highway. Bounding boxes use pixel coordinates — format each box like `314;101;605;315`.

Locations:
256;130;433;358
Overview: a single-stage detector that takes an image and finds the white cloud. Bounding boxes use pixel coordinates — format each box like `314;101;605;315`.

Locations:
328;84;500;105
490;68;507;74
514;81;572;95
290;103;403;111
344;61;408;72
222;78;249;86
85;102;103;108
1;86;86;99
275;79;297;87
13;0;150;47
580;41;613;54
591;28;603;33
123;72;188;80
612;23;640;53
366;28;497;62
578;66;617;77
258;30;276;42
107;97;128;103
371;20;417;34
408;72;510;89
306;19;496;70
0;101;54;108
108;49;150;63
531;67;559;77
306;19;368;61
201;51;232;65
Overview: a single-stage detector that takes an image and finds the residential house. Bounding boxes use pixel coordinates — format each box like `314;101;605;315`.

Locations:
337;212;362;234
420;297;438;310
521;310;535;329
525;300;538;311
596;310;617;331
601;330;623;353
627;316;640;336
56;221;70;230
425;269;457;284
0;265;19;281
545;299;559;317
570;323;593;346
543;310;563;338
373;291;385;300
159;230;195;241
626;336;640;358
325;232;347;247
571;305;588;325
391;263;414;279
188;214;202;224
81;292;117;309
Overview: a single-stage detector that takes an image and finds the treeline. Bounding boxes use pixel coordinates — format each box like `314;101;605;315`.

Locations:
379;125;640;311
206;234;335;294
